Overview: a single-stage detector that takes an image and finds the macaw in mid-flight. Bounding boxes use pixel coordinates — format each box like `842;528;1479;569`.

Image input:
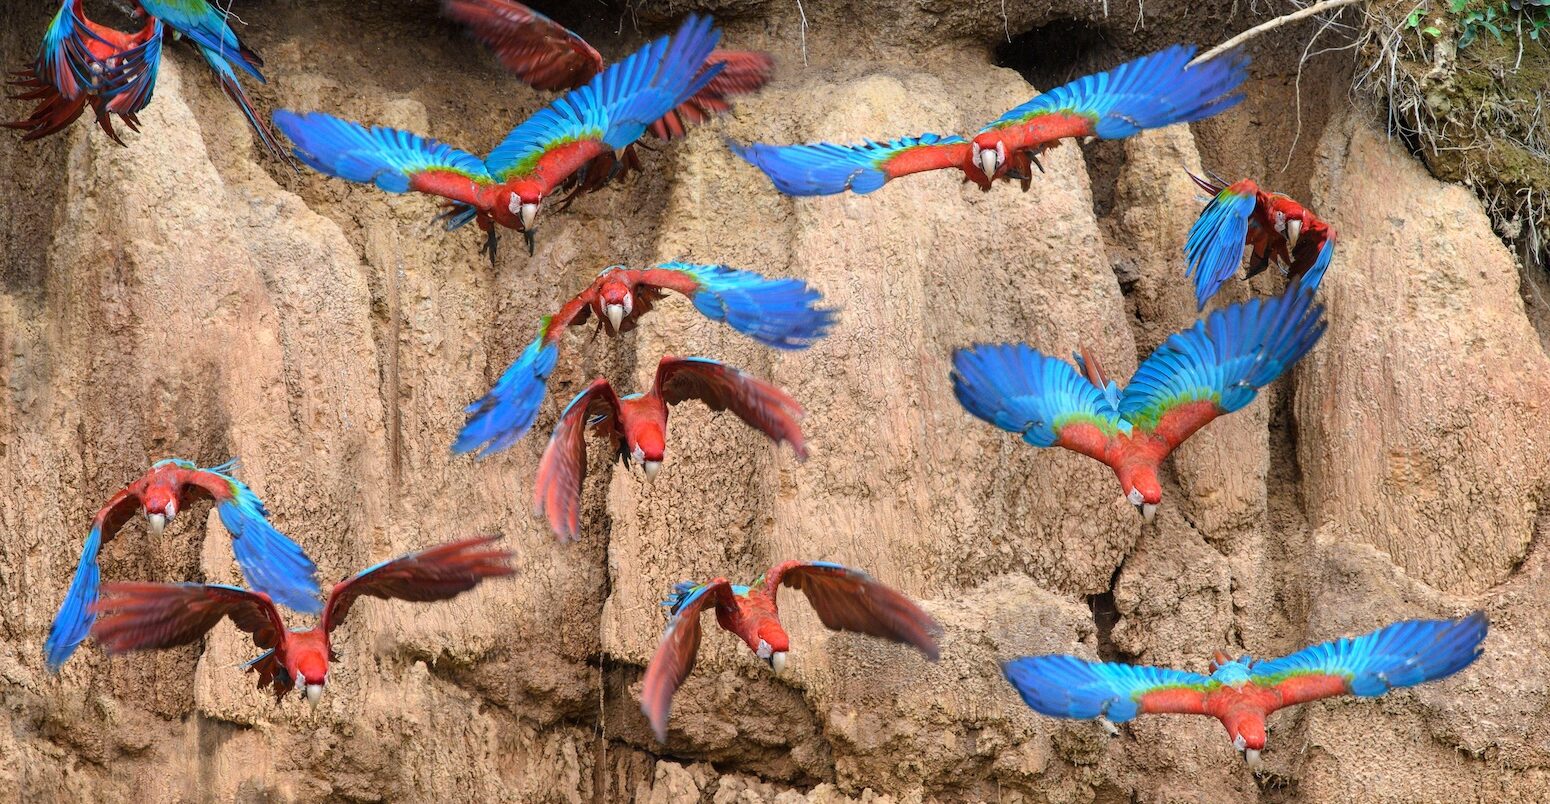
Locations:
6;0;163;144
91;536;515;705
729;44;1248;196
272;14;726;261
442;0;772;194
951;275;1326;522
1003;612;1487;768
534;355;806;541
640;560;941;741
44;458;320;672
1184;171;1338;309
130;0;285;158
454;261;835;458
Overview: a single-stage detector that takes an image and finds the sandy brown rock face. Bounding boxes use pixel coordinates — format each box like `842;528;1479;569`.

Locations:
1;0;1547;801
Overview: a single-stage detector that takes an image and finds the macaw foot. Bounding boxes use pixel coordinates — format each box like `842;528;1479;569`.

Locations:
480;229;499;266
1097;717;1120;737
523;228;536;256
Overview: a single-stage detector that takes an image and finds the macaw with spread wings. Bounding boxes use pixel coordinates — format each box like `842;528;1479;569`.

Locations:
640;560;941;741
6;0;162;144
1184;170;1338;309
1003;612;1487;767
443;0;772;193
534;356;806;541
44;458;320;671
273;14;726;260
730;45;1248;196
454;262;835;458
951;275;1325;522
91;536;515;705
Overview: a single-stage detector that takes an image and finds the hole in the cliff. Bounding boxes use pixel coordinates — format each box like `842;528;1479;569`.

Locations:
1086;566;1127;663
993;19;1119;89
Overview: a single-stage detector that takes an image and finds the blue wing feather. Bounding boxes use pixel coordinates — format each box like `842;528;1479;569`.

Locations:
1300;238;1336;294
1250;612;1487;696
984;45;1249;138
43;523;104;671
213;472;322;615
453;327;561;458
951;344;1126;448
659;262;836;349
138;0;264;81
273;110;493;192
1003;655;1215;722
729;133;965;196
1184;188;1257;310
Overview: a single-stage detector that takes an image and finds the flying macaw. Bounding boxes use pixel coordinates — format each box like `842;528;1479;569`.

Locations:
90;536;515;705
442;0;772;193
1184;171;1338;309
534;355;806;541
44;458;320;672
729;44;1248;196
640;560;941;741
1003;612;1487;768
130;0;284;158
272;14;726;261
6;0;163;144
951;276;1325;522
454;262;835;458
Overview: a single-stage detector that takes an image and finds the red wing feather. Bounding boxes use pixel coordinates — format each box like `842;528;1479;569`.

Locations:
443;0;603;91
323;536;514;632
654;357;807;460
90;487;143;547
639;580;736;742
648;50;773;141
533;379;620;541
1136;686;1211;715
764;561;941;660
90;582;286;654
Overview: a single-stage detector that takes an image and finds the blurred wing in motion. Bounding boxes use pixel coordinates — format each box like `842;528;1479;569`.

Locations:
764;560;941;659
640;579;736;741
655;357;807;459
91;582;286;655
1003;654;1217;722
442;0;603;90
323;535;515;632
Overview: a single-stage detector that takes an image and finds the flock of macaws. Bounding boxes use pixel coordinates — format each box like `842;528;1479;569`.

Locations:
21;0;1487;770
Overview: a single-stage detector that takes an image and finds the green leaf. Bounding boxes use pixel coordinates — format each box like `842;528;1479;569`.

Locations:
1450;0;1470;10
1424;24;1444;34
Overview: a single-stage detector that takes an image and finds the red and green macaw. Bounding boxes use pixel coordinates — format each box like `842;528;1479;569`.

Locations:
535;356;806;541
1003;612;1487;767
640;560;941;742
90;536;515;705
442;0;772;195
272;14;726;261
6;0;163;144
730;45;1248;196
44;458;320;671
454;262;835;458
130;0;284;158
1184;171;1338;309
951;277;1325;522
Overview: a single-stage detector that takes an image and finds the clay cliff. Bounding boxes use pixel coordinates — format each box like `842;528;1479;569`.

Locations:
2;0;1548;801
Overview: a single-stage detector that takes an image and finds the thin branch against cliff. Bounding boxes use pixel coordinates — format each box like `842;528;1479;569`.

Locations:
1191;0;1366;65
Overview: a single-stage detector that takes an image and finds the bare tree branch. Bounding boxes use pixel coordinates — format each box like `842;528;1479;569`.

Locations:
1191;0;1365;65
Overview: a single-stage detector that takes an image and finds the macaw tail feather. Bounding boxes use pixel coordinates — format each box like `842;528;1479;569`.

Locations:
44;524;105;671
667;262;837;349
661;580;702;611
217;482;321;614
454;329;561;458
199;46;285;161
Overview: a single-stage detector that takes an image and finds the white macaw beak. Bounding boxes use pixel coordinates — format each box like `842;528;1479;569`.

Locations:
146;513;167;537
978;147;999;178
305;684;323;708
642;461;661;482
1285;219;1302;252
1141;503;1158;523
1244;748;1263;769
519;202;538;229
770;651;787;674
605;304;626;331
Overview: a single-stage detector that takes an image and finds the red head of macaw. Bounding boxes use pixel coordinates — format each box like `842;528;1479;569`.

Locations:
44;458;321;672
272;15;731;262
639;560;942;742
730;44;1248;196
453;262;835;458
952;277;1326;521
91;536;515;706
1184;171;1338;309
1003;612;1488;768
533;356;806;540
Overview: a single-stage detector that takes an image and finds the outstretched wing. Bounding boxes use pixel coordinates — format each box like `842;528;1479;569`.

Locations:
90;582;286;655
137;0;264;80
982;45;1248;141
322;536;515;633
640;262;836;349
1119;280;1326;448
1003;655;1217;722
649;50;774;140
1184;174;1261;310
485;14;723;186
654;357;807;459
730;133;975;196
763;561;941;660
43;487;142;671
274;110;495;205
179;464;322;615
950;343;1126;463
441;0;603;91
640;579;737;742
533;379;621;541
1249;612;1488;708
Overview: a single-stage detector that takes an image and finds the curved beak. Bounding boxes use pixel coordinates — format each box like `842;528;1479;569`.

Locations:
769;651;787;674
604;304;626;331
642;461;661;482
1244;748;1263;770
146;513;167;537
305;684;323;708
977;148;999;179
1285;219;1302;252
519;202;538;230
1141;503;1158;523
